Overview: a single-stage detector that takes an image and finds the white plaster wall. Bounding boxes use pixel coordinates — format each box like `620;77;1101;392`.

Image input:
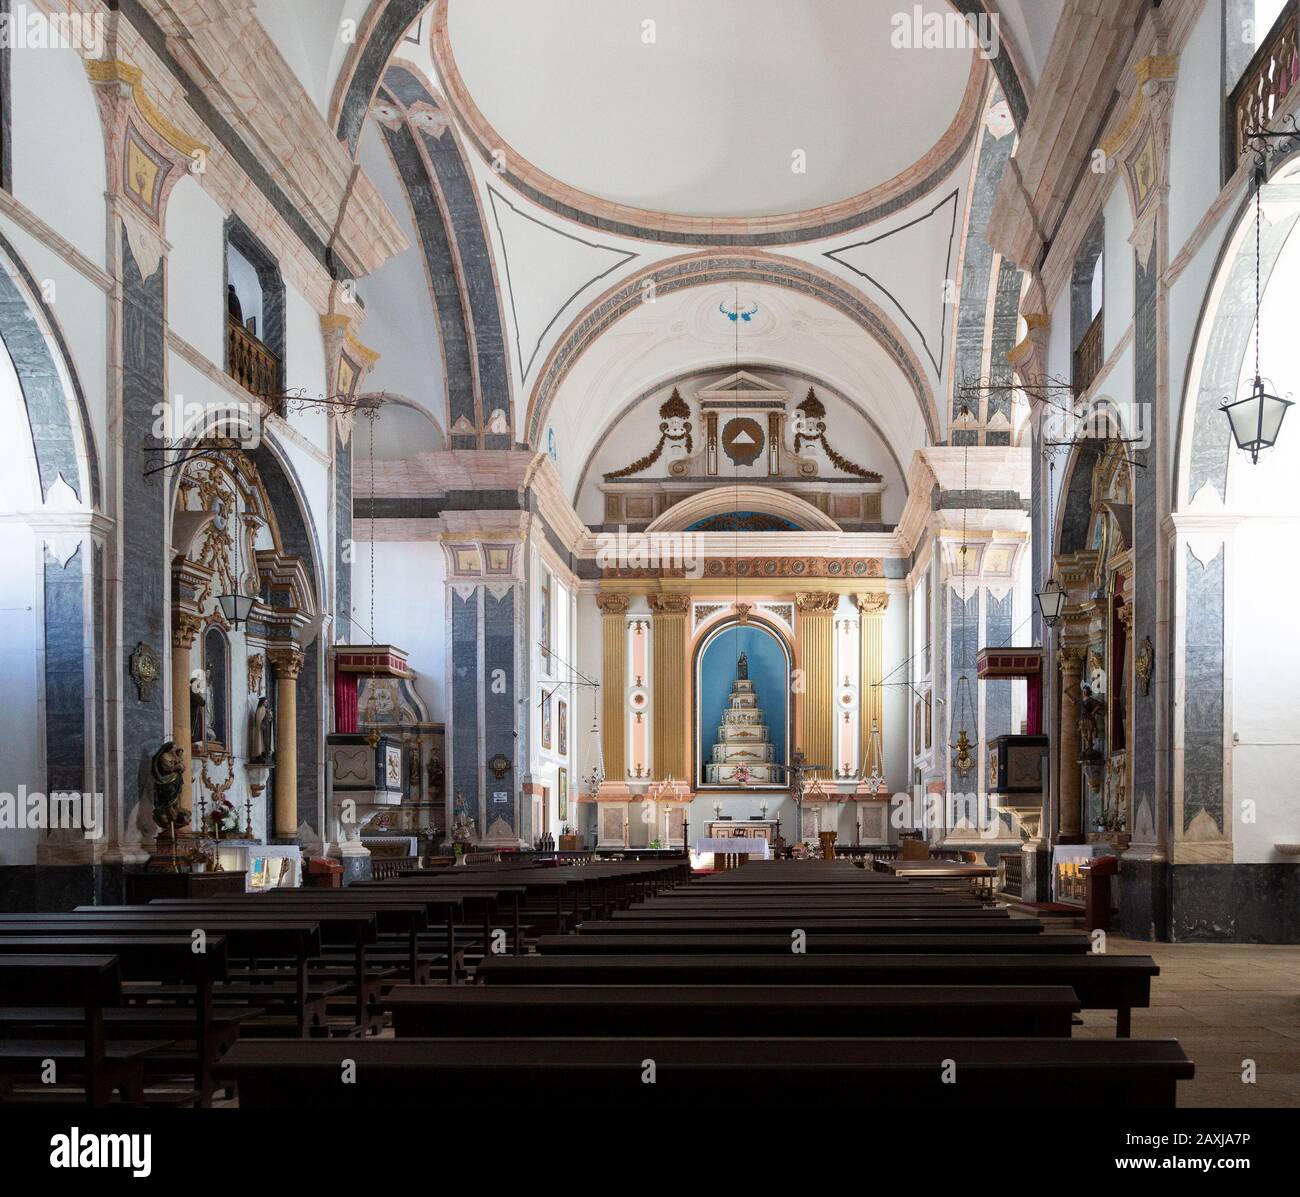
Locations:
0;355;43;864
351;540;446;724
252;0;352;117
1228;518;1300;862
283;284;330;455
0;220;107;492
355;124;447;425
1168;4;1226;261
0;525;42;864
8;43;106;269
1102;182;1134;359
166;177;226;366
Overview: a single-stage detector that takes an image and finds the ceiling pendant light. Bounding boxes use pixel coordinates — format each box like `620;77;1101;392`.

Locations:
1036;457;1067;628
1221;170;1292;464
950;408;976;779
215;469;256;628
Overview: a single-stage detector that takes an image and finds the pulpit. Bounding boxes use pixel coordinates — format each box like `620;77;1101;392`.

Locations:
325;732;404;880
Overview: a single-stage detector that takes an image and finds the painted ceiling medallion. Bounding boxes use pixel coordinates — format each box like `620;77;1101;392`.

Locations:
720;299;759;323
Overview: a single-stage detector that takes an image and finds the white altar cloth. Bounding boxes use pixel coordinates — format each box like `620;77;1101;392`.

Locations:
695;837;771;859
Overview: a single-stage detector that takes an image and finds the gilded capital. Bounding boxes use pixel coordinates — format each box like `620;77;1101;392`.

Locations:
595;593;631;616
268;645;305;680
1058;646;1086;675
172;612;202;648
796;592;838;615
855;592;890;616
648;593;689;616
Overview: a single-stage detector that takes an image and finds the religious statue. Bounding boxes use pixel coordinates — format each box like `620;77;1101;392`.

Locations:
1078;684;1105;757
150;740;189;831
1086;649;1107;699
451;802;474;845
189;670;207;746
427;749;445;795
736;651;748;680
248;696;273;763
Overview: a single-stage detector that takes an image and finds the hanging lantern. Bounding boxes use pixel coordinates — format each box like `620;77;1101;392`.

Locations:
1221;173;1291;464
1036;575;1067;628
215;497;255;628
215;590;255;628
1221;376;1292;465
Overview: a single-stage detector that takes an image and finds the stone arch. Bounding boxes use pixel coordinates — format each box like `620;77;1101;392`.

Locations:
645;487;840;534
374;61;512;448
1176;155;1300;509
527;252;942;450
0;232;104;865
0;230;100;506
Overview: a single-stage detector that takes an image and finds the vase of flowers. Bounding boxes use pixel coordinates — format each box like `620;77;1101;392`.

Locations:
207;797;240;837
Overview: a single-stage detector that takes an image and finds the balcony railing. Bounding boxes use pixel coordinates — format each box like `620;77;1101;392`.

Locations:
227;315;282;413
1230;0;1299;164
1073;308;1104;397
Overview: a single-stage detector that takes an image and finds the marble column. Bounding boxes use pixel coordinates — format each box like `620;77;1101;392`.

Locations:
171;614;201;794
797;592;838;778
268;646;304;838
1057;645;1085;843
648;594;689;781
856;593;889;771
596;594;629;782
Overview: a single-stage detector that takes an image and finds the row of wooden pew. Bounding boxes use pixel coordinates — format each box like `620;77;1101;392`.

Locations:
214;860;1195;1107
0;859;684;1105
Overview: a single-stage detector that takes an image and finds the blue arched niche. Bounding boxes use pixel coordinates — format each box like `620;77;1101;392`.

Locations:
695;620;789;789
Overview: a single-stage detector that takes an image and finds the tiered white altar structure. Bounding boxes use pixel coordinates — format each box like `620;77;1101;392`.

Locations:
705;655;779;785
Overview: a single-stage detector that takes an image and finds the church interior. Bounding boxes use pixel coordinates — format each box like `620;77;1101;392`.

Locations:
0;0;1297;1137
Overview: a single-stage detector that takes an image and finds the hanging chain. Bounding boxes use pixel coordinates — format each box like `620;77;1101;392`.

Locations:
366;406;379;748
1255;178;1262;380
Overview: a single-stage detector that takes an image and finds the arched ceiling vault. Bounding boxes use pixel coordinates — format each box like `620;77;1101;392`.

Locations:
529;256;940;463
300;0;1061;480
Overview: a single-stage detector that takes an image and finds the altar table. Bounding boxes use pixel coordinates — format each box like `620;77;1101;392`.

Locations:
695;837;771;860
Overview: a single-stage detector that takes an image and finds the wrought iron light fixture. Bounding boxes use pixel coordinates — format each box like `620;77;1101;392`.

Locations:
1036;576;1067;628
1221;169;1292;464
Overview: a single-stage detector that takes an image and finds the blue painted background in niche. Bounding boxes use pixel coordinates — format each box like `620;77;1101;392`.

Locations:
696;623;788;787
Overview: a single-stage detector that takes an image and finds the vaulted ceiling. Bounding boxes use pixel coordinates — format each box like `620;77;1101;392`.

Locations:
251;0;1065;492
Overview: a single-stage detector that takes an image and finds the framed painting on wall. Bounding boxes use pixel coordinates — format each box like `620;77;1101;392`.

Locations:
558;767;568;821
539;571;552;673
541;692;552;751
557;699;568;755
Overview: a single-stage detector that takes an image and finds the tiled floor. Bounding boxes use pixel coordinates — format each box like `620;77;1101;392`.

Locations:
1076;936;1300;1107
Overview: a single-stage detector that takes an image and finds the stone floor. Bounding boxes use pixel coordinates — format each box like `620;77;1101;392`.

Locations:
1076;935;1300;1107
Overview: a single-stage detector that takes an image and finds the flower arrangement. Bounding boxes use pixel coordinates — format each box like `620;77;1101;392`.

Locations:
733;766;753;785
206;796;240;836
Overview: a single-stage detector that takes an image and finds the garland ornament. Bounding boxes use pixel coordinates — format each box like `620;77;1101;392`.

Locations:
792;388;882;481
604;388;693;479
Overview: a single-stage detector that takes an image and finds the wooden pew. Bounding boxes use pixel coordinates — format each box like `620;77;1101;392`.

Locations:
0;915;325;1037
0;955;172;1107
475;953;1160;1035
148;894;458;990
385;983;1082;1038
0;934;233;1104
77;905;384;1030
575;921;1088;949
540;933;1085;955
214;1037;1194;1107
350;880;527;957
